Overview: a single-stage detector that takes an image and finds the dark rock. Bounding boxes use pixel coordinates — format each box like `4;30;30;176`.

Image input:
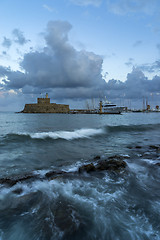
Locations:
12;188;23;194
17;174;38;183
0;174;38;187
108;154;128;160
135;146;142;149
127;146;133;149
93;155;101;160
45;170;66;179
0;178;17;187
96;159;127;171
149;145;160;151
52;199;90;240
78;163;96;173
45;170;58;178
155;163;160;166
54;202;80;232
78;159;127;173
13;191;43;210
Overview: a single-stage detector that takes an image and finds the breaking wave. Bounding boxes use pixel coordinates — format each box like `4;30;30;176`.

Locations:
5;128;104;141
2;123;160;143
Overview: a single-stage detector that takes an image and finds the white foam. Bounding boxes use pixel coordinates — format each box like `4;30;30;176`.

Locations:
62;161;83;172
142;158;160;164
18;128;104;140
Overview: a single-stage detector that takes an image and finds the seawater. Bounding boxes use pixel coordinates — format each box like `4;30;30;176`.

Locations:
0;112;160;240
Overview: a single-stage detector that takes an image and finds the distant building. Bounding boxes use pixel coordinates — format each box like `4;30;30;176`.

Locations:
22;93;70;113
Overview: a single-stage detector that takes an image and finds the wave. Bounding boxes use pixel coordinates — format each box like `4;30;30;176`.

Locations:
106;123;160;133
2;123;160;143
5;128;104;141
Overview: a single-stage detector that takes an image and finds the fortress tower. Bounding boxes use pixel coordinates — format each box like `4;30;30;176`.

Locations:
37;93;50;105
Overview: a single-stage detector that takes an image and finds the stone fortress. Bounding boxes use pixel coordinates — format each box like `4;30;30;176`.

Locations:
22;93;70;113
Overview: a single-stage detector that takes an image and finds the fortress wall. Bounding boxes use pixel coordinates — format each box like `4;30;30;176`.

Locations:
23;103;70;113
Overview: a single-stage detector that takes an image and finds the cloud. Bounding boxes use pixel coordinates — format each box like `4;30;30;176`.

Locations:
43;4;56;13
70;0;102;7
133;40;142;47
2;37;12;48
105;67;160;101
1;21;160;110
125;58;160;73
1;21;105;100
157;44;160;51
12;29;30;45
106;0;158;15
137;61;160;73
125;58;134;67
2;51;7;55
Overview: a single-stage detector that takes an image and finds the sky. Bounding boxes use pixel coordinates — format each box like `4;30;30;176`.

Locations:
0;0;160;111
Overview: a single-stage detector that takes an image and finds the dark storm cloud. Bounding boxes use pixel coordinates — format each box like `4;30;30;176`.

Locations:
1;21;160;105
0;66;27;89
1;21;105;100
137;61;160;73
12;29;30;45
2;37;12;48
104;67;160;100
0;65;10;76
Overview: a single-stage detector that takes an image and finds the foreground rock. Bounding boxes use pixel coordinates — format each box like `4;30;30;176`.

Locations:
78;163;96;173
79;158;127;173
0;174;39;187
0;156;127;188
96;159;127;171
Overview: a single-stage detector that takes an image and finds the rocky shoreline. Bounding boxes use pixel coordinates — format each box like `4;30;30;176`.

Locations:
0;155;127;189
0;144;160;239
0;143;160;190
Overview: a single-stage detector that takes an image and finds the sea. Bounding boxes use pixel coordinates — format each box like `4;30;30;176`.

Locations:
0;112;160;240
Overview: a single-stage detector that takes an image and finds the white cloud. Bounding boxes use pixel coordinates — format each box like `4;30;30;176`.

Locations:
133;40;142;47
106;0;158;15
12;29;30;45
43;4;56;13
1;21;105;100
70;0;102;7
2;37;12;48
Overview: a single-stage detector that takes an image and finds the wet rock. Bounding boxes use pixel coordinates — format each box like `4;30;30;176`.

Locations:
155;163;160;166
53;199;89;240
96;159;127;171
78;163;96;173
45;170;58;178
0;178;17;187
12;191;43;211
12;188;23;195
127;146;133;149
108;154;129;160
149;145;160;151
93;155;101;160
135;146;142;149
45;170;66;179
108;155;124;160
0;174;38;187
54;202;80;232
78;159;127;173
